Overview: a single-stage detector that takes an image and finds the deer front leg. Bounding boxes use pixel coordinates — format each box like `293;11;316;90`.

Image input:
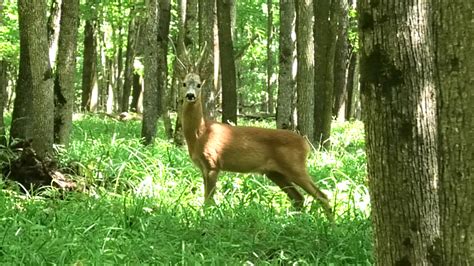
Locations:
202;169;219;205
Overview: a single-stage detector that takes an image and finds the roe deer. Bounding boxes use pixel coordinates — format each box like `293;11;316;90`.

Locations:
181;73;334;221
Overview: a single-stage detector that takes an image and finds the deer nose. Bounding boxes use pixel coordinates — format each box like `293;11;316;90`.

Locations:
185;92;196;101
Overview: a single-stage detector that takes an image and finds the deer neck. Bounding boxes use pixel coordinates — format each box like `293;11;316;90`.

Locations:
182;99;206;153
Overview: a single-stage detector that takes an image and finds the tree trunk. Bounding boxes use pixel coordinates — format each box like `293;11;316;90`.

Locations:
359;0;440;264
198;0;216;119
313;0;336;148
217;0;237;125
54;0;79;145
213;7;220;117
345;51;358;120
296;0;314;143
106;56;115;114
332;0;349;121
0;2;7;146
97;26;108;113
121;14;138;112
0;60;7;146
435;0;474;264
47;0;62;68
265;0;274;114
157;0;173;139
141;0;159;145
130;72;142;112
81;19;98;112
276;0;296;130
16;0;54;157
10;0;33;141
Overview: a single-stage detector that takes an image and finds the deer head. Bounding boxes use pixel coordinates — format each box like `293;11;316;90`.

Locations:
183;73;202;103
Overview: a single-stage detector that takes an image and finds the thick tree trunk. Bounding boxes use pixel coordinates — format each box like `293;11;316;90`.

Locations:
332;0;349;121
81;19;98;112
359;0;440;264
217;0;237;125
276;0;296;130
141;0;159;145
47;0;62;68
435;1;474;264
313;0;336;148
16;0;54;157
10;0;33;141
54;0;79;145
296;0;314;143
157;0;173;139
121;14;138;112
198;0;216;119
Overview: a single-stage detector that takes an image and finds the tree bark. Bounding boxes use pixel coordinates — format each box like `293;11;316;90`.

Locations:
296;0;314;143
121;13;138;112
97;26;108;113
47;0;62;68
10;0;33;141
115;1;124;113
106;56;115;114
141;0;159;145
81;19;98;112
0;2;7;146
198;0;216;119
332;0;350;121
359;0;440;264
313;0;336;147
276;0;296;130
217;0;237;125
0;60;6;146
345;51;359;120
157;0;173;139
54;0;79;145
16;0;54;157
130;72;142;112
435;0;474;264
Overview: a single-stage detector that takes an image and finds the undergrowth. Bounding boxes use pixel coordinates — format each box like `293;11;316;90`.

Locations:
0;114;372;264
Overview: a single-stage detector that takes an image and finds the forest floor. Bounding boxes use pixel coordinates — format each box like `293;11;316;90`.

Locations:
0;115;372;264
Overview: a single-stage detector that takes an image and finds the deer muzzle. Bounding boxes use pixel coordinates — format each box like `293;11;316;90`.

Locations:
185;88;197;102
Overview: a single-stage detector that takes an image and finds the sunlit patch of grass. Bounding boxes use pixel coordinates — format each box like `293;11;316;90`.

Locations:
0;114;372;264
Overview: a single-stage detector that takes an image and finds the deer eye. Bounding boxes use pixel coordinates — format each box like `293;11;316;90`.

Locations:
182;83;186;87
197;84;201;88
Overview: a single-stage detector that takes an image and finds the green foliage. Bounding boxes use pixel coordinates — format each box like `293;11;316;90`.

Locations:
236;0;280;109
0;0;19;63
0;115;372;264
348;7;359;51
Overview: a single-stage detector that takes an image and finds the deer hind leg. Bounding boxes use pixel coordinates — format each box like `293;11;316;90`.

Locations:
284;169;334;221
265;171;304;209
202;169;219;205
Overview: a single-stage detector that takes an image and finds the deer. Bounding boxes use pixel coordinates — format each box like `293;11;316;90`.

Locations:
180;78;333;221
175;44;333;221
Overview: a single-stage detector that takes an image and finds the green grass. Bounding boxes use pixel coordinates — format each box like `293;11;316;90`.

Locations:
0;114;372;265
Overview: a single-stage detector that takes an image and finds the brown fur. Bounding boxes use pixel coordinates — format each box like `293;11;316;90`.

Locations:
181;73;333;220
